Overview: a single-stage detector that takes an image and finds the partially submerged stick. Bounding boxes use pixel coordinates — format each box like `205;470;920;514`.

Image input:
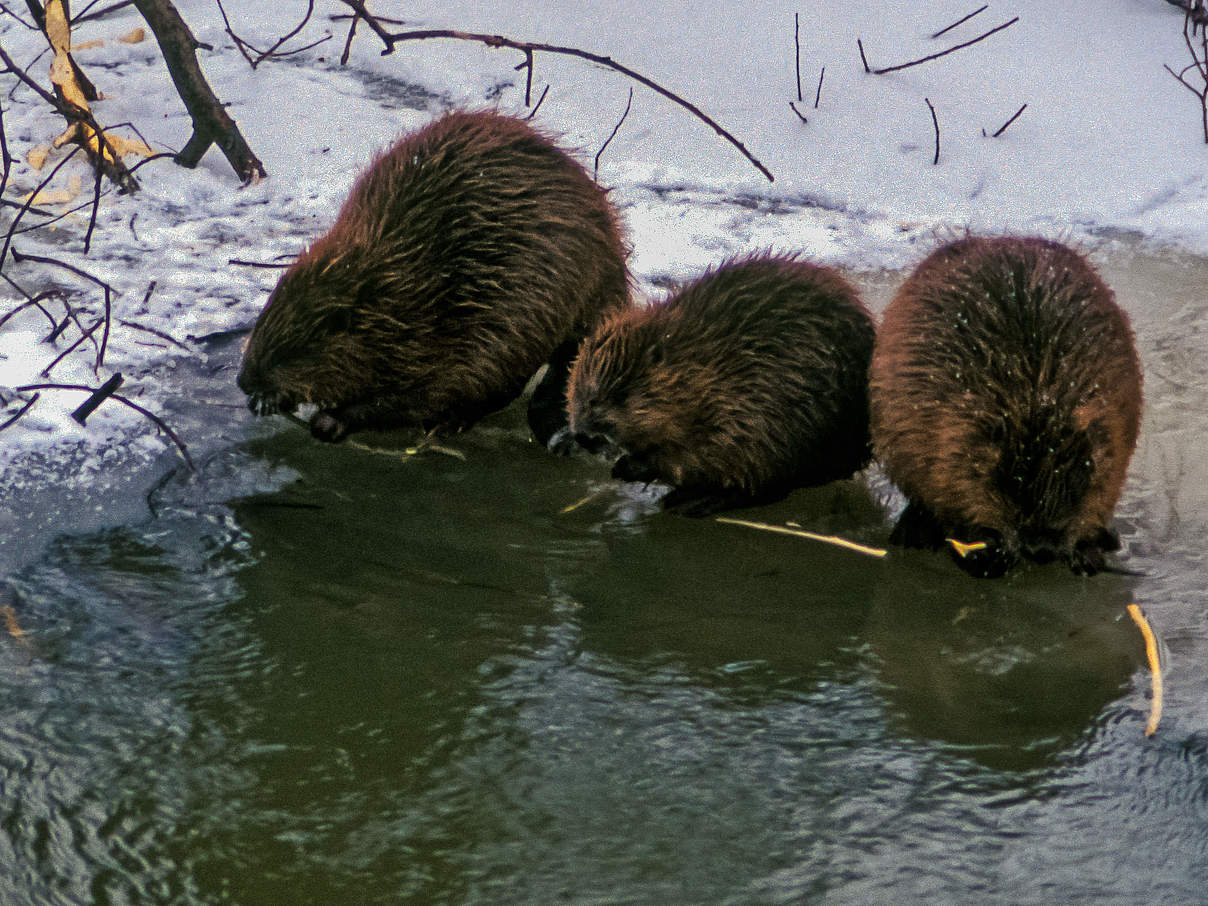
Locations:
716;516;888;558
1126;603;1164;737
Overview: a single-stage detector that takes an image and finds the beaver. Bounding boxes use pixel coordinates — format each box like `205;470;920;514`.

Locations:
869;235;1143;577
237;110;629;445
566;253;877;516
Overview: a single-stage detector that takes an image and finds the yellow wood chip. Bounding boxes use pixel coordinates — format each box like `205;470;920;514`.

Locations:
72;39;104;50
26;144;51;170
119;27;146;44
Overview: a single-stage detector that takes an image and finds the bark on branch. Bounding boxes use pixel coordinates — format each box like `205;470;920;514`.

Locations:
131;0;266;183
336;2;773;182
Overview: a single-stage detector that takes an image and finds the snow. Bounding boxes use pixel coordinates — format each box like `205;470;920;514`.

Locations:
1;0;1206;492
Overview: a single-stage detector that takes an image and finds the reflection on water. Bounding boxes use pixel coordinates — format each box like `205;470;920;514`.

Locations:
1;242;1207;903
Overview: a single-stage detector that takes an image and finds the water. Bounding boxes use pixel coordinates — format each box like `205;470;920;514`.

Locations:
3;242;1208;904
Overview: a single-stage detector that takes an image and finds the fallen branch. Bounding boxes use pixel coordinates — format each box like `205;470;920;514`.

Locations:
861;16;1018;75
931;4;988;39
10;247;112;369
70;370;122;422
14;380;195;469
594;86;632;182
989;102;1027;138
523;84;550;120
925;96;939;164
794;12;802;101
788;101;808;124
0;392;39;432
337;4;774;182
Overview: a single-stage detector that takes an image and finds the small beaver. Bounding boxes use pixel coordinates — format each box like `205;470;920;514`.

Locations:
567;253;876;515
870;236;1143;577
237;110;629;445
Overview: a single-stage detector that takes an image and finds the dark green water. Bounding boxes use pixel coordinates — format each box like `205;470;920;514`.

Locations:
3;246;1208;904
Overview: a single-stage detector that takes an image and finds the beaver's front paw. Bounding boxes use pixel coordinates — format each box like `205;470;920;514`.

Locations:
310;411;349;443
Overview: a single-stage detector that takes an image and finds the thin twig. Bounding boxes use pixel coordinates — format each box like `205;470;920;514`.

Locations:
0;392;39;432
228;257;294;268
340;2;360;65
40;317;102;377
925;97;939;164
863;16;1019;75
71;0;136;24
794;12;802;102
788;101;808;124
0;292;58;332
10;248;112;369
931;4;988;39
857;37;870;73
814;66;825;108
0;142;85;269
523;83;550;120
14;381;194;469
339;11;774;182
595;87;633;182
990;102;1027;137
118;320;191;352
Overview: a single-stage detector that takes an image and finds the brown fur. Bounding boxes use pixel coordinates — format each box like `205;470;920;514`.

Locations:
567;253;876;515
870;236;1143;576
237;110;629;443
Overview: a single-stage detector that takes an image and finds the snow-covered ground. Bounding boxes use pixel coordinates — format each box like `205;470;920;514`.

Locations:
1;0;1205;545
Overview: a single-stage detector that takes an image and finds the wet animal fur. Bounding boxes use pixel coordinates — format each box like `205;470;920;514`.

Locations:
237;110;629;444
870;236;1143;576
567;253;876;515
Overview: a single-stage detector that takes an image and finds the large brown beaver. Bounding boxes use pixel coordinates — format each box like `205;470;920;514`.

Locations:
870;236;1143;577
567;253;876;515
237;110;629;445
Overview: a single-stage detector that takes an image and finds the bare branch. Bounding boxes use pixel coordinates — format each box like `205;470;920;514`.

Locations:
925;97;939;164
10;247;112;368
0;392;39;433
794;12;801;102
14;380;195;469
132;0;267;182
523;83;549;120
990;102;1027;138
931;4;988;39
814;66;824;108
339;11;774;182
862;16;1019;75
594;86;632;182
788;101;808;124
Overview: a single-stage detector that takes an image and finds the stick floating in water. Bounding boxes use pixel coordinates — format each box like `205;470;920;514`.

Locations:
716;517;888;558
1126;603;1163;737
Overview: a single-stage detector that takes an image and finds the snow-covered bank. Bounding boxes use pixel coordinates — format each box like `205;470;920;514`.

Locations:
1;0;1205;554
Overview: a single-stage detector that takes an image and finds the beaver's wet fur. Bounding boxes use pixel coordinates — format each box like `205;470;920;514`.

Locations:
567;253;876;515
870;236;1143;577
237;110;629;445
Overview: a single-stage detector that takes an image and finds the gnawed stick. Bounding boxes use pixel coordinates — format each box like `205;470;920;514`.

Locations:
1126;603;1164;737
716;516;888;558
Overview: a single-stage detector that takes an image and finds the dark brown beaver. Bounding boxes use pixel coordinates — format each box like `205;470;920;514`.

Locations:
567;253;876;515
237;110;629;445
870;236;1143;577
